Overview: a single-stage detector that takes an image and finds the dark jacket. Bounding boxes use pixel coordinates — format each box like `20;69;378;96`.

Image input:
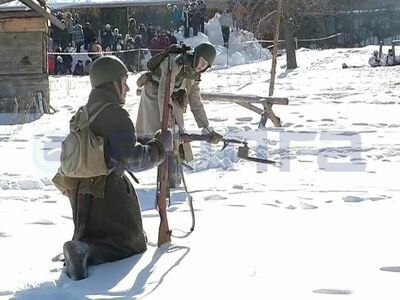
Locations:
67;84;164;264
83;25;96;43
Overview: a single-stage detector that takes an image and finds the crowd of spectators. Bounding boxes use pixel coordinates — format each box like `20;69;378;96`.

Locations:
47;0;247;76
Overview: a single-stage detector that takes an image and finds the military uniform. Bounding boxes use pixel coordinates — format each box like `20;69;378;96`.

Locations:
58;56;165;280
63;84;164;271
135;53;209;162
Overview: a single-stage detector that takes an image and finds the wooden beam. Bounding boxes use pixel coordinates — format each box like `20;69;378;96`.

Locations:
262;103;282;127
201;92;289;105
233;100;263;115
200;92;288;128
17;0;65;30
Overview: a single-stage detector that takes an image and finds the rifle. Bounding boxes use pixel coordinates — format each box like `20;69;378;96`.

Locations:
156;55;172;246
180;133;276;165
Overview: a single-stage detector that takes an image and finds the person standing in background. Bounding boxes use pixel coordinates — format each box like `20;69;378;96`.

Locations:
218;10;233;48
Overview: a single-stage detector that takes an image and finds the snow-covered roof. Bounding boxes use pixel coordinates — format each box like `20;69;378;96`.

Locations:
0;0;181;11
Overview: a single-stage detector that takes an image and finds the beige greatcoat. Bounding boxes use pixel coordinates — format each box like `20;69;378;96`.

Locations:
135;53;210;161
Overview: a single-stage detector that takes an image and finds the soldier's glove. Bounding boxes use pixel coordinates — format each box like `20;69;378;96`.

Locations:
155;129;173;152
202;127;223;144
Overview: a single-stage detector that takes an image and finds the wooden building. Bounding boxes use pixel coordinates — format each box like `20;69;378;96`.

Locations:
0;0;64;124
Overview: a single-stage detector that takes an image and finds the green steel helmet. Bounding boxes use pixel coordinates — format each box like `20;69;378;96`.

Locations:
193;43;216;69
89;55;128;88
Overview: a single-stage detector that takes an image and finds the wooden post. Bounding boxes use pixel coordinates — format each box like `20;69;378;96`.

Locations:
269;0;283;97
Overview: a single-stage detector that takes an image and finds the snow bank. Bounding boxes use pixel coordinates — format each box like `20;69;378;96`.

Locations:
174;13;271;67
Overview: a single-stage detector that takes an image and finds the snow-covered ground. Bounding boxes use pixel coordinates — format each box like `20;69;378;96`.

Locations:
1;45;400;299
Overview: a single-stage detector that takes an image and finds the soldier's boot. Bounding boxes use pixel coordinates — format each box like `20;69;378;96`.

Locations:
63;240;90;281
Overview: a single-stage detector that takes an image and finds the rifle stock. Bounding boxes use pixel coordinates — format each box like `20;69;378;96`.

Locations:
157;55;172;246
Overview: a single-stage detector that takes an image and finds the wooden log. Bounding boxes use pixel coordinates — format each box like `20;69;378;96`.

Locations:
200;92;288;128
0;11;41;19
234;100;263;115
0;17;46;32
200;92;289;105
262;102;281;127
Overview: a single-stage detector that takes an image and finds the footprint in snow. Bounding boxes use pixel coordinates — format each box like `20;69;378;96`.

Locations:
26;220;55;225
300;202;318;210
313;289;352;295
43;200;57;204
263;203;279;208
380;266;400;272
367;196;387;201
285;205;297;210
235;117;253;122
204;194;227;201
209;116;228;122
224;204;246;208
283;122;294;127
343;196;365;203
232;184;244;190
335;131;358;136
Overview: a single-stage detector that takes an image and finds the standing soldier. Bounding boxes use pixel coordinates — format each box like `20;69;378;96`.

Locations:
57;56;165;280
135;43;223;187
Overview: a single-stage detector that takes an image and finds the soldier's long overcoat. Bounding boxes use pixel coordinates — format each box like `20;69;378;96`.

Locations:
135;53;209;161
63;84;164;265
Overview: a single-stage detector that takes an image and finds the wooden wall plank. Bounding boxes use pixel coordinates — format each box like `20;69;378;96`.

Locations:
0;11;41;19
0;17;46;32
0;73;49;111
0;32;44;74
0;73;48;96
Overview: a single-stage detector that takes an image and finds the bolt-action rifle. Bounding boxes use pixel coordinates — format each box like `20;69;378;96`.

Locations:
156;55;173;247
180;133;276;164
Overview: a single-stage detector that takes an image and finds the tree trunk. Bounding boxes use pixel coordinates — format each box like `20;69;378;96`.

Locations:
282;0;297;69
269;0;282;97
